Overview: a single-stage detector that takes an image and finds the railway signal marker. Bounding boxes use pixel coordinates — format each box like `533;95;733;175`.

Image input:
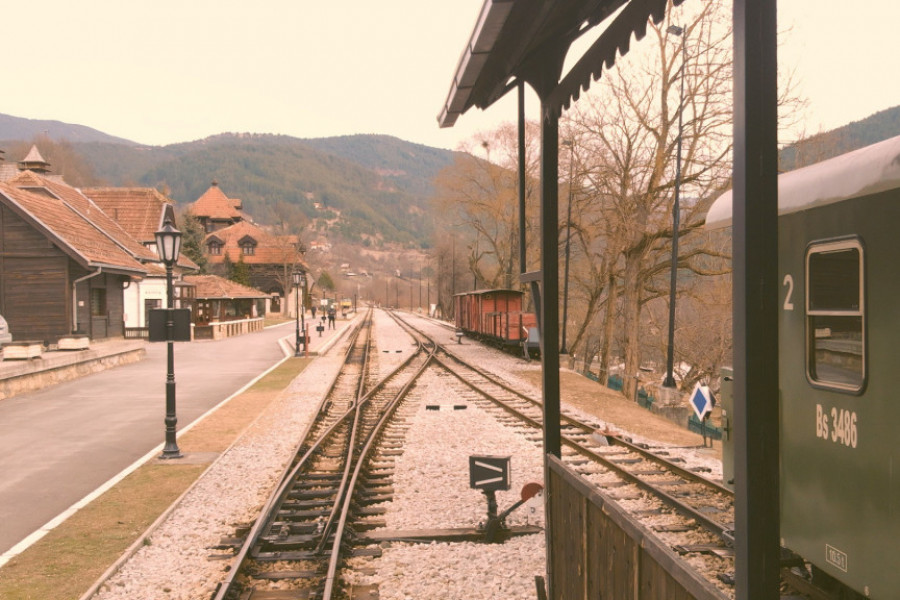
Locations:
469;455;511;491
690;383;713;420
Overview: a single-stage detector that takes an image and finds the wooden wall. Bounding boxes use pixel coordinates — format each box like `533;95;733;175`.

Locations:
74;272;126;340
0;205;70;343
1;205;128;343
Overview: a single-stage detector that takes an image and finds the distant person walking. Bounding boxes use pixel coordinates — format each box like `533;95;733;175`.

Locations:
311;305;317;319
327;307;336;329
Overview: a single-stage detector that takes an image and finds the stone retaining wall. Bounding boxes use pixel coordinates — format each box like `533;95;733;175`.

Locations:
0;343;145;400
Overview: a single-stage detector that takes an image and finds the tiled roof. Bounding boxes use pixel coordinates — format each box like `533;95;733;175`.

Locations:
0;182;146;274
80;187;199;272
188;182;244;221
183;274;269;299
204;220;305;267
8;171;157;263
81;187;172;244
0;163;18;182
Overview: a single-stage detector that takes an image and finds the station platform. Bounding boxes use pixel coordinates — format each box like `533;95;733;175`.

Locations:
0;314;355;571
0;338;145;401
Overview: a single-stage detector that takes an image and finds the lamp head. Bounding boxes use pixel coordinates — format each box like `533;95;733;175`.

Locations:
155;218;182;265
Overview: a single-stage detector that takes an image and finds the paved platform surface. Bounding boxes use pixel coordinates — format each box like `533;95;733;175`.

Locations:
0;317;351;556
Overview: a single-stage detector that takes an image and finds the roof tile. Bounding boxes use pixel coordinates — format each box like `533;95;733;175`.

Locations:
0;182;146;273
183;274;269;299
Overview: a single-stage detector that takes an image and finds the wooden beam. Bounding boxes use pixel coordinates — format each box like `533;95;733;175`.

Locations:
732;0;780;597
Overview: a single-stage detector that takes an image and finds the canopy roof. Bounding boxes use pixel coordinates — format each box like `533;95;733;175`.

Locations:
439;0;683;127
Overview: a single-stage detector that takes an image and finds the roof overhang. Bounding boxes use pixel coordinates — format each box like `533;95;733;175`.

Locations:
439;0;684;128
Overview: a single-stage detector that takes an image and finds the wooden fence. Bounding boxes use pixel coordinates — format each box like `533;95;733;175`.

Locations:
546;455;729;599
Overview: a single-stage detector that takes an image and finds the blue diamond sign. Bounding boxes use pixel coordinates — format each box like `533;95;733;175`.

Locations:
690;383;713;420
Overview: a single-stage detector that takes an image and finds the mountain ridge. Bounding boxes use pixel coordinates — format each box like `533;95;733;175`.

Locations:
0;115;461;249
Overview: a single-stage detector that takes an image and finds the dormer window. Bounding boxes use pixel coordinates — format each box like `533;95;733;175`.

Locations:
208;240;222;255
238;235;257;256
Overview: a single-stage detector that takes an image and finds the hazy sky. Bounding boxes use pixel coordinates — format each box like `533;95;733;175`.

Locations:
2;1;897;150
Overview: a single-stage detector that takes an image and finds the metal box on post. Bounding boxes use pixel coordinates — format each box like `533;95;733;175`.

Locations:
719;367;734;491
148;308;192;342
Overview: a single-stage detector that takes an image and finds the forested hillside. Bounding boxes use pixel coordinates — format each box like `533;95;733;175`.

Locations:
780;105;900;170
0;115;458;248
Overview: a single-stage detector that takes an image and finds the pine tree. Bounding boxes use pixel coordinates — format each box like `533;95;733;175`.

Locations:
223;253;234;280
231;255;252;287
178;212;208;273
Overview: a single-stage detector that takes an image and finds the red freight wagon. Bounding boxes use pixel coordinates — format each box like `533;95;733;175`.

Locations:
454;289;538;354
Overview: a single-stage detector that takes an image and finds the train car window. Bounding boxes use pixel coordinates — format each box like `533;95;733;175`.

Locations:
805;240;865;392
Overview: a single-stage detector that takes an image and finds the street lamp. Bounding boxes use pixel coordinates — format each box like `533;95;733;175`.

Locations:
155;218;182;459
292;269;307;357
560;139;575;355
663;24;686;388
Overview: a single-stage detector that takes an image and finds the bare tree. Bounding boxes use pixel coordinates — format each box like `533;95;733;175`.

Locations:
432;122;542;293
564;0;734;400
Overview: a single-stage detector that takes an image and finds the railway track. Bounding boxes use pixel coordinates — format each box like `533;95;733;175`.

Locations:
430;343;734;529
394;313;739;590
208;308;833;599
211;309;434;600
401;312;848;598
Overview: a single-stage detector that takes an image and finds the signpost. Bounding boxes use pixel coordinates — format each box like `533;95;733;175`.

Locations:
690;383;714;446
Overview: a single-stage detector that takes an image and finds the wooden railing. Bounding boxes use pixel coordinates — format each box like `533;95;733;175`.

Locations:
546;455;728;600
124;327;149;339
193;317;264;341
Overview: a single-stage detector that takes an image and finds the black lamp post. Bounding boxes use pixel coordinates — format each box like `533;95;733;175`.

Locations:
663;24;686;388
300;272;307;355
560;139;575;355
293;269;307;357
155;218;183;459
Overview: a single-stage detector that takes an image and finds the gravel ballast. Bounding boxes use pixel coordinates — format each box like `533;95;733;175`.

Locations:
86;309;726;599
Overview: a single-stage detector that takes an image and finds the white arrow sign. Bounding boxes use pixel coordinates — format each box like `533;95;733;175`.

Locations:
473;460;505;487
468;455;511;491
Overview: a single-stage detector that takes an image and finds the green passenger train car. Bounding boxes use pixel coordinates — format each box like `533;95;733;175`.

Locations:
707;135;900;598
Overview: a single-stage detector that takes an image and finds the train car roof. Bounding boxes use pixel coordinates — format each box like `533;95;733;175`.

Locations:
453;288;524;297
706;134;900;228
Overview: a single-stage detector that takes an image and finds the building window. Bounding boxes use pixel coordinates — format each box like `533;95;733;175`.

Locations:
208;242;222;255
144;299;161;326
241;243;255;256
91;288;107;317
806;239;865;392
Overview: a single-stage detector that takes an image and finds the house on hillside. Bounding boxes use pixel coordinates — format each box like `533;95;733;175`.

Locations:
0;178;148;344
187;181;306;315
188;180;247;233
82;186;199;330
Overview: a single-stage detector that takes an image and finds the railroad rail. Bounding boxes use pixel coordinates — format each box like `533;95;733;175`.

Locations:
401;311;841;599
211;309;435;600
211;308;832;599
421;333;737;587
